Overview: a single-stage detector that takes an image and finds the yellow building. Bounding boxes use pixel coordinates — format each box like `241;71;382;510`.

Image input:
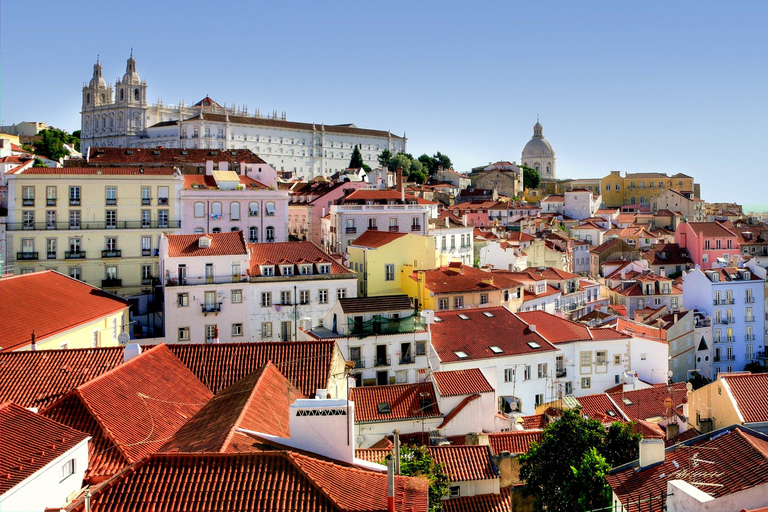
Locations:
5;166;183;297
0;270;130;351
347;230;436;297
687;373;768;433
601;171;696;208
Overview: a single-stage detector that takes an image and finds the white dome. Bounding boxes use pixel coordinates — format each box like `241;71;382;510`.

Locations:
522;137;555;159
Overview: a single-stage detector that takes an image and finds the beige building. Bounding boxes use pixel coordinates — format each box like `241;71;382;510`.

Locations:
653;188;705;222
5;166;183;298
601;171;697;208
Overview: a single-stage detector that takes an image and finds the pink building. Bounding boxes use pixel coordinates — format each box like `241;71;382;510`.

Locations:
674;221;740;269
287;180;368;244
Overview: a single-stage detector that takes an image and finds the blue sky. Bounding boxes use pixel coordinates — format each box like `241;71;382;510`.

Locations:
2;1;766;204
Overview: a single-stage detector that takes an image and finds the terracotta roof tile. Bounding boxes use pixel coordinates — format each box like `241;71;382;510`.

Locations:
69;451;426;512
609;383;687;421
248;241;350;275
521;414;548;429
723;373;768;423
575;393;625;421
12;166;178;175
167;341;336;397
161;363;304;454
350;382;441;423
427;445;497;482
0;402;90;493
430;307;557;363
0;271;130;352
684;221;738;239
414;266;521;294
42;345;212;482
86;147;267;165
486;431;543;455
442;491;511;512
166;231;248;257
350;230;409;248
0;347;124;409
354;448;393;463
183;173;268;190
432;369;494;397
338;294;413;314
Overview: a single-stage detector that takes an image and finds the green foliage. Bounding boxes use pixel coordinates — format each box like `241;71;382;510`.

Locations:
434;152;452;173
33;158;47;168
30;128;78;161
520;165;540;189
602;421;642;467
71;130;81;151
377;149;393;168
570;448;611;511
348;145;364;169
744;361;767;374
688;371;712;390
408;159;426;184
388;153;412;174
418;154;436;174
397;446;450;512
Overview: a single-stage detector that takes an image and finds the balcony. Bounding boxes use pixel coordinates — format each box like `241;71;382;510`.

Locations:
70;198;81;206
725;336;735;343
106;198;117;206
65;251;86;259
22;199;34;206
399;355;415;365
47;198;56;206
166;275;250;287
6;220;182;231
201;303;222;314
367;226;378;231
102;250;122;258
348;316;426;337
47;251;56;259
249;237;258;243
746;334;756;341
16;252;38;261
142;198;152;205
142;277;154;285
158;198;169;205
374;356;391;367
556;368;567;378
351;358;365;369
746;317;755;323
411;224;421;232
142;249;152;256
389;225;399;232
101;279;122;288
345;227;357;234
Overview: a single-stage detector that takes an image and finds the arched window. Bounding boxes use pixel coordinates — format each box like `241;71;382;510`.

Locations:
230;202;240;221
546;165;550;174
211;202;222;219
194;228;204;234
100;93;105;103
630;196;636;205
212;227;221;233
249;202;259;217
120;89;124;101
86;93;91;105
266;226;275;242
134;88;140;101
640;196;645;204
535;164;540;172
194;202;205;218
249;226;258;243
101;116;106;128
265;202;276;216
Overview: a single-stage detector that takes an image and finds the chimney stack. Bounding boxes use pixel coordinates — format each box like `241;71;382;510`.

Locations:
397;167;404;202
638;438;665;469
30;330;36;351
387;458;395;512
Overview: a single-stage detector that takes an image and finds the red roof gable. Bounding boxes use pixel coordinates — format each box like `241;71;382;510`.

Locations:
427;445;497;482
521;414;548;429
724;373;768;423
576;393;625;422
42;345;213;482
0;402;90;494
183;173;267;190
0;347;124;409
442;491;511;512
350;229;409;248
0;271;130;352
609;383;687;421
350;382;441;423
161;363;304;454
248;241;350;276
485;431;543;455
166;231;248;257
432;369;494;396
166;341;336;397
69;451;427;512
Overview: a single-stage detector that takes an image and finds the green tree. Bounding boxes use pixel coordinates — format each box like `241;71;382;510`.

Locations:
71;130;81;152
433;151;452;173
521;165;540;189
744;361;767;374
31;128;72;161
348;145;364;169
418;153;436;174
519;409;607;512
387;152;412;174
408;159;426;184
569;448;611;511
601;421;642;467
397;446;450;512
33;158;47;168
377;149;393;168
688;371;712;390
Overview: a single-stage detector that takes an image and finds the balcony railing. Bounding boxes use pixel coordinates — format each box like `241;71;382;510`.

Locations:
367;226;378;231
725;336;735;342
22;199;34;206
166;275;250;286
106;198;117;205
389;226;399;232
746;335;756;341
47;198;56;206
16;252;38;260
142;277;154;285
102;250;122;258
746;317;755;323
399;355;415;365
65;251;86;259
142;198;152;205
556;368;567;378
201;303;222;314
348;315;425;337
47;251;56;259
142;249;152;256
102;279;122;288
70;198;81;206
746;297;755;303
351;358;365;369
158;198;169;205
7;220;181;231
374;356;391;367
411;224;421;231
346;227;357;234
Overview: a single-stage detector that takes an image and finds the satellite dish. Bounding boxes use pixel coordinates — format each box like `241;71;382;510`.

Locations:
118;332;130;345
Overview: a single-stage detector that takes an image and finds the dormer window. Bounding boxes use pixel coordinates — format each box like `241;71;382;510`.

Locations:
281;265;294;276
198;236;211;248
300;264;312;275
261;265;275;276
318;263;331;274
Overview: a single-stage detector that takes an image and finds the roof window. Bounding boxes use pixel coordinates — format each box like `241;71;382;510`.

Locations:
377;402;391;415
483;311;495;317
622;397;634;405
454;351;469;359
458;314;470;320
489;346;503;354
434;317;442;322
527;341;541;349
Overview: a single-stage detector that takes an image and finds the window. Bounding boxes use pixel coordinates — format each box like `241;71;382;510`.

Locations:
177;293;189;307
581;377;591;389
261;292;272;307
249;202;259;217
453;296;464;309
205;325;216;343
580;351;591;367
69;267;81;280
281;291;292;305
565;381;573;394
438;298;449;310
318;263;330;274
535;394;544;406
158;210;168;228
596;351;607;365
337;288;347;299
385;264;395;281
141;209;151;228
22;210;34;229
69;186;81;205
261;265;274;276
46;186;57;205
141;186;151;205
178;327;190;341
68;239;82;258
232;323;243;337
60;459;76;481
300;290;309;304
480;293;489;305
266;226;274;242
141;264;152;280
614;354;622;365
415;341;426;356
194;202;205;218
22;186;34;206
523;365;532;380
106;186;117;205
261;322;273;338
504;368;515;382
249;226;258;243
211;202;222;218
538;363;547;378
265;202;276;216
319;289;328;304
158;186;169;205
450;486;461;498
46;238;56;259
230;202;240;221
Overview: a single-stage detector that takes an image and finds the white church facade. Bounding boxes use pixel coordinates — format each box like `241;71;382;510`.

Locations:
81;53;406;179
521;121;556;180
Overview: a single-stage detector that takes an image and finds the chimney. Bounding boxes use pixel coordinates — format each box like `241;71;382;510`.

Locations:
397;167;404;202
666;422;680;441
465;432;490;446
492;451;519;487
387;458;395;512
30;330;36;351
285;399;355;463
123;343;142;363
638;438;665;469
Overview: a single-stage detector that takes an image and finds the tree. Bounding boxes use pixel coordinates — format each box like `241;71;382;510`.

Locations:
397;446;450;512
418;154;436;174
408;159;426;184
744;361;767;374
71;130;81;152
31;128;72;161
33;158;47;168
377;149;392;168
521;165;540;189
688;371;712;390
602;421;642;467
569;448;611;511
348;145;364;169
387;153;412;175
433;151;452;173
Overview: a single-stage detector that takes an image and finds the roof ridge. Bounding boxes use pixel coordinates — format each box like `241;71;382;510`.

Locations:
220;362;278;451
75;343;165;392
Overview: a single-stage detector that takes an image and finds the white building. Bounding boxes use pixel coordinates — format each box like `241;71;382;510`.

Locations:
682;267;765;375
80;55;406;179
521;121;556;180
564;188;602;221
429;214;474;266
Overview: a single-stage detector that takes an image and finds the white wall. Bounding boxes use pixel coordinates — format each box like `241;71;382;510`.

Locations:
666;479;768;512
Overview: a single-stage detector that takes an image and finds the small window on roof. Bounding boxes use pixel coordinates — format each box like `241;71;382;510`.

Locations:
483;311;495;317
622;397;634;405
454;351;469;359
606;410;617;417
434;317;442;322
527;341;541;349
458;314;470;320
490;346;503;354
377;402;391;414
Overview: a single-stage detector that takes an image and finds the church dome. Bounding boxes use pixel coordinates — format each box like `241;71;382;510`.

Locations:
522;122;555;159
90;59;106;88
122;52;140;84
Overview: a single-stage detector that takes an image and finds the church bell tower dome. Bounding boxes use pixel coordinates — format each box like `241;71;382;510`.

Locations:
122;50;140;84
521;120;556;180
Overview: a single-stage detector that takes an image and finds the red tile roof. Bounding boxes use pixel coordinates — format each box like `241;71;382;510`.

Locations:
165;231;248;257
684;221;739;239
350;229;409;248
350;382;441;423
69;451;427;512
338;294;413;314
576;393;626;422
432;369;494;396
609;383;687;422
427;445;497;482
183;173;267;190
0;271;130;352
167;341;337;397
42;344;212;482
486;431;543;455
86;147;267;165
413;265;521;294
0;347;125;409
0;402;90;494
248;241;351;275
430;307;557;363
606;427;768;512
10;166;178;175
354;448;393;463
521;414;548;429
442;491;511;512
161;363;304;454
723;373;768;423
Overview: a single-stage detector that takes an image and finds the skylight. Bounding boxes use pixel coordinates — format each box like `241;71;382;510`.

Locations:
606;410;617;417
454;351;469;359
622;397;634;405
434;316;442;322
527;341;541;349
490;346;503;354
377;402;392;414
483;311;495;317
458;314;470;320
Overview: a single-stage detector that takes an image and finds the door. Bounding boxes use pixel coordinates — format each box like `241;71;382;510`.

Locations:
177;265;187;285
376;345;387;366
281;321;291;342
376;370;388;386
401;343;412;364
